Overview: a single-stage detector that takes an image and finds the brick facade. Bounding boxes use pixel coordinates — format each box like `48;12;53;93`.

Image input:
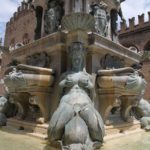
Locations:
4;1;46;48
1;1;46;95
4;8;36;48
119;12;150;100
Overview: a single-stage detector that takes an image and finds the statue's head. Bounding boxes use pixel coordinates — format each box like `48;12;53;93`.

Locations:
69;42;86;72
48;0;57;8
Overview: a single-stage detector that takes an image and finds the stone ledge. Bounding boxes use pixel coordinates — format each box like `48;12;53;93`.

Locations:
89;33;141;65
6;118;141;141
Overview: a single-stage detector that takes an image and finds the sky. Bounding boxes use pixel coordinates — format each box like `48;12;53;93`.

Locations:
0;0;150;43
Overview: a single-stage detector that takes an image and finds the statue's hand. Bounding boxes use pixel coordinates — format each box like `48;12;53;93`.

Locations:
79;79;89;88
65;80;74;87
65;77;74;87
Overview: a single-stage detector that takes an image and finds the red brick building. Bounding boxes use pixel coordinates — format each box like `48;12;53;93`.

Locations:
4;1;46;48
119;12;150;99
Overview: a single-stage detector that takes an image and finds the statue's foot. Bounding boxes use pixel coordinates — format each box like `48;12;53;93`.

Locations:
0;113;7;126
36;117;45;124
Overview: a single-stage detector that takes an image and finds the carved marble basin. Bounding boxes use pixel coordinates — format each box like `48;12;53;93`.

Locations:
3;64;54;92
97;69;146;95
3;64;55;122
4;74;54;92
61;13;95;32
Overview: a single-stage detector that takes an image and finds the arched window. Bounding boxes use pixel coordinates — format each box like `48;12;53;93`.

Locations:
9;38;15;51
10;38;15;46
23;33;30;45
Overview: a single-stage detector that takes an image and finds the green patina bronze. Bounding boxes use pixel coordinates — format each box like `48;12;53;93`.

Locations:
48;42;105;150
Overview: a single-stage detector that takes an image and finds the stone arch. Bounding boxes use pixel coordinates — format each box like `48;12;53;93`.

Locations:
10;38;15;47
144;41;150;51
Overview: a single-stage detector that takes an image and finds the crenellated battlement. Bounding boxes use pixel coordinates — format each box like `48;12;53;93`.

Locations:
119;12;150;33
6;2;34;27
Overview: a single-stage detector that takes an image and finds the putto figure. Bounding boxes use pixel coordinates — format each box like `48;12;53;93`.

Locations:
44;0;64;34
90;1;109;37
48;42;105;150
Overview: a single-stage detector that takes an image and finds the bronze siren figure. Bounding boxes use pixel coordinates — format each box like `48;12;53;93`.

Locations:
48;42;105;150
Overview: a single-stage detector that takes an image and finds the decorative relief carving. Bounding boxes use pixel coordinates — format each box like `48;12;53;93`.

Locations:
44;0;64;34
90;1;109;37
26;52;50;67
100;54;124;69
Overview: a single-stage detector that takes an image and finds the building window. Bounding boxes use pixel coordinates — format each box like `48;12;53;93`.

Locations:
9;38;15;51
23;33;30;45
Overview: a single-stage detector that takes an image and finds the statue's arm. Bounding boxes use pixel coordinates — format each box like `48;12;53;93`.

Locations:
118;8;125;21
59;79;67;97
88;81;95;101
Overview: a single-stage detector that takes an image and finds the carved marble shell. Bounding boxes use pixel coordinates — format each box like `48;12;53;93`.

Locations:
61;13;95;32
